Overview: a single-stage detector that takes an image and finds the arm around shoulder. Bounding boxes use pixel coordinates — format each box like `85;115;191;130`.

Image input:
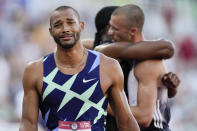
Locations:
120;39;175;60
156;38;175;59
95;42;131;59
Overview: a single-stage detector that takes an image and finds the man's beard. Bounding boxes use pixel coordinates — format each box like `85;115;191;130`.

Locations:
53;31;80;49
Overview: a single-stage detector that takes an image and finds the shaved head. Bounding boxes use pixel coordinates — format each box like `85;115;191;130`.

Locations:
50;6;80;27
112;4;144;32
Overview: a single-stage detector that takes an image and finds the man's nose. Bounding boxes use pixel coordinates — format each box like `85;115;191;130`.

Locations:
108;28;111;35
62;24;71;33
107;27;114;37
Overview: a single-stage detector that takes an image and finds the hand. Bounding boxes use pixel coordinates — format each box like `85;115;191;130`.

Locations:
162;72;180;89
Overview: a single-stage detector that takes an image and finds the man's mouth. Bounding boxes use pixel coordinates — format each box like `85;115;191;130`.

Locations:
60;35;73;41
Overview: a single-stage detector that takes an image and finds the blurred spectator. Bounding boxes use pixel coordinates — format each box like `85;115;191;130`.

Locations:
179;36;195;62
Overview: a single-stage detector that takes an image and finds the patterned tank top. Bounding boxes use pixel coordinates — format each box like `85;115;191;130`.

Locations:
39;50;108;131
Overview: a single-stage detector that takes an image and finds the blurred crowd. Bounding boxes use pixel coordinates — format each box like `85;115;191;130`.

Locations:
0;0;197;130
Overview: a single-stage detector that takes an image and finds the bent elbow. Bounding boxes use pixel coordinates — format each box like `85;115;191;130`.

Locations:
163;41;175;59
140;120;152;128
118;115;139;131
138;115;153;128
166;45;174;58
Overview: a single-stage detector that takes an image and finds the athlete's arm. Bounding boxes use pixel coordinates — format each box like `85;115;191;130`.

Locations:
81;39;94;50
19;62;41;131
95;42;130;59
102;56;139;131
95;39;174;60
120;39;174;60
130;60;166;127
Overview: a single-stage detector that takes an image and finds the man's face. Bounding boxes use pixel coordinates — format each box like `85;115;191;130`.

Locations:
108;15;130;42
49;9;84;49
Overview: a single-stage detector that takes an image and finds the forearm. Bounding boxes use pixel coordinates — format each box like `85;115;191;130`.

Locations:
118;115;140;131
95;42;130;59
110;95;140;131
20;92;39;131
120;40;174;60
108;85;139;130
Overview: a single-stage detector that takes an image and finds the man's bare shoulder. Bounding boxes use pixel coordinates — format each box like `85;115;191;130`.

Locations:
23;58;43;85
135;60;164;71
25;58;43;73
99;52;124;94
99;53;120;68
134;60;166;81
99;53;123;79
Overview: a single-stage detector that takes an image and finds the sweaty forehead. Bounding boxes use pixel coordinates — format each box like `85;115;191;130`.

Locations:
50;9;79;24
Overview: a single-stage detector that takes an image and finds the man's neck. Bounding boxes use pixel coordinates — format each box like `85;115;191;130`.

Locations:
132;33;144;43
55;41;86;68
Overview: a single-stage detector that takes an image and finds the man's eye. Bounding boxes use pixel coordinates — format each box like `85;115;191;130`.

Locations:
68;22;75;25
54;24;61;27
112;27;118;31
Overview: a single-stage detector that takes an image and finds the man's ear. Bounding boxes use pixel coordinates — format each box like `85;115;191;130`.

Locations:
129;27;138;37
49;28;53;36
80;21;84;32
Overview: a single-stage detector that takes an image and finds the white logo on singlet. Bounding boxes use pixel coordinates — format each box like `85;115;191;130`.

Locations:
83;78;96;83
71;123;78;130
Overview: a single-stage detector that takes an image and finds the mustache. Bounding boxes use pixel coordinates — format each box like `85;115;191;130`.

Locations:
59;33;74;38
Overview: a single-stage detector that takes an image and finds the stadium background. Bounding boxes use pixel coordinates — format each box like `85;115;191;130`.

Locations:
0;0;196;130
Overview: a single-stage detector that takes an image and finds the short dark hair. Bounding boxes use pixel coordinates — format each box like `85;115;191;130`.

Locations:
95;6;119;33
50;6;80;26
112;4;145;32
94;6;119;47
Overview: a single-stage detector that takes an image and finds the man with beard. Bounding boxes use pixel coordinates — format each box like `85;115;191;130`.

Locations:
19;6;139;131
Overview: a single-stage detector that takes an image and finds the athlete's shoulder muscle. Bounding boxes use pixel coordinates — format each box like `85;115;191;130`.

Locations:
99;53;124;91
134;60;166;84
23;58;43;93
